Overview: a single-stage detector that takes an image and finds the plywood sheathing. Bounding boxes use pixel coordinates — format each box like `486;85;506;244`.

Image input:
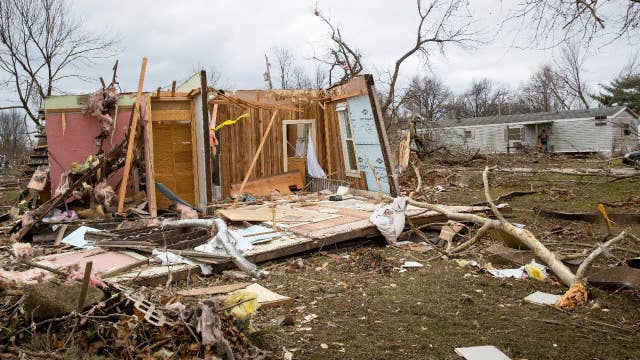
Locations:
151;98;197;209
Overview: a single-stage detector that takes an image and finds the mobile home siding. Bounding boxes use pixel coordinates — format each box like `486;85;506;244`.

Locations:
436;124;511;152
611;111;639;155
549;119;613;153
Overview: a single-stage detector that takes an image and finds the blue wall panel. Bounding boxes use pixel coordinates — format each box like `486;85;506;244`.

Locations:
347;95;390;194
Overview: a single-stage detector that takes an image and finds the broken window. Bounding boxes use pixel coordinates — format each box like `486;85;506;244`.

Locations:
336;103;359;176
464;130;473;139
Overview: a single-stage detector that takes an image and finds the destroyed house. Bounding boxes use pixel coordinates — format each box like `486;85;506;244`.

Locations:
42;74;400;214
428;106;639;155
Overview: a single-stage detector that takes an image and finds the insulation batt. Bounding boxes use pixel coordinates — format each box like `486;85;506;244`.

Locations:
177;203;198;219
369;197;408;245
12;242;33;259
94;180;117;210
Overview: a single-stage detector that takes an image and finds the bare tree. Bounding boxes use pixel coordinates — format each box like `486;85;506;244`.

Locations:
452;78;510;118
0;110;30;161
273;47;294;89
518;64;571;112
313;65;328;89
0;0;116;126
291;66;313;89
555;42;591;109
313;10;364;86
404;75;452;123
510;0;640;47
381;0;476;122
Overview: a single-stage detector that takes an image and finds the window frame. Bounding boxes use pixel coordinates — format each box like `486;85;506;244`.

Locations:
507;127;524;141
463;130;473;139
336;102;360;177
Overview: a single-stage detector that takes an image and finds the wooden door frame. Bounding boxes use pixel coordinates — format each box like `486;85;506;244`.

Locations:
282;119;316;172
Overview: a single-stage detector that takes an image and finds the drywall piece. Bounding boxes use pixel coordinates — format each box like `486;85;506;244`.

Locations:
524;291;561;306
61;226;101;248
37;248;146;276
230;171;303;197
234;225;283;243
487;268;525;279
177;283;251;296
455;345;511;360
230;283;291;308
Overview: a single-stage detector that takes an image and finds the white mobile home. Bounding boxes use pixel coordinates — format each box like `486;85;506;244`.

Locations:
428;106;639;155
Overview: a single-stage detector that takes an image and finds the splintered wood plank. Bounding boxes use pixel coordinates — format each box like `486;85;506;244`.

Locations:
230;171;302;197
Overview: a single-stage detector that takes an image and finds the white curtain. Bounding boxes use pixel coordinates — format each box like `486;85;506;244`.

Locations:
306;131;326;178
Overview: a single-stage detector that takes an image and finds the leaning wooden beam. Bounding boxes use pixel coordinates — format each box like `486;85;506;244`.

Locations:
117;57;148;213
142;94;157;217
232;110;279;207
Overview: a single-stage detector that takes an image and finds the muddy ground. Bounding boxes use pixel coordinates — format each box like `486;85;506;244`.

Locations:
239;153;640;359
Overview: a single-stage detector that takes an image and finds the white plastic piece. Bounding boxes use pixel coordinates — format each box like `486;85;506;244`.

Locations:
369;197;408;245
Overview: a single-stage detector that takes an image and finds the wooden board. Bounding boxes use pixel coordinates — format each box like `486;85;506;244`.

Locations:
177;282;250;296
231;283;291;308
218;207;273;222
287;157;306;185
230;171;302;197
218;204;339;223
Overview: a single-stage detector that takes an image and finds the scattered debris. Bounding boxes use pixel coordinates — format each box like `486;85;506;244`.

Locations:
524;291;562;306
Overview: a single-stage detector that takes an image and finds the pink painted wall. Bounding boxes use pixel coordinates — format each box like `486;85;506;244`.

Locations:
45;110;133;196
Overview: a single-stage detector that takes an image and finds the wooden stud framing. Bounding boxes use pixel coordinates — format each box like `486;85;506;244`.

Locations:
117;57;147;213
232;110;278;207
322;101;332;176
142;94;157;216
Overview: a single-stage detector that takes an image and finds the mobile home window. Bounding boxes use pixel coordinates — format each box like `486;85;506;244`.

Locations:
508;127;523;141
336;103;359;176
464;130;473;139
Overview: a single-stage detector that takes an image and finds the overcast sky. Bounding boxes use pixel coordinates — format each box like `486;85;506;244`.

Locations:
15;1;640;100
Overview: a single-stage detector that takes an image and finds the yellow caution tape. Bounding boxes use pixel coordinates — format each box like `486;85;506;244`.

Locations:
213;113;250;131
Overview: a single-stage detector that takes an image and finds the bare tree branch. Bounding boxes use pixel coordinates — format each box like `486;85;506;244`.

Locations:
0;0;116;126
